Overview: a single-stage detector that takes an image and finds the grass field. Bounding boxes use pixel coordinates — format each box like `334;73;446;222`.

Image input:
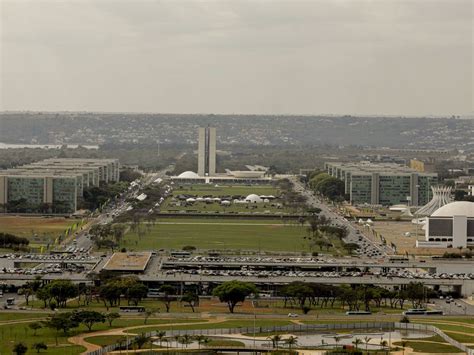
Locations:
161;184;287;214
0;315;201;354
392;340;462;353
85;334;127;346
122;221;347;254
171;184;279;197
0;216;77;247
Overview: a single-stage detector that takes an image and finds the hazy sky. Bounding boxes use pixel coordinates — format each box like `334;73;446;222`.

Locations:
1;0;472;116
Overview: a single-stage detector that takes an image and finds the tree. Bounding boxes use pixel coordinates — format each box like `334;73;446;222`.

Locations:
400;315;410;323
268;334;282;349
182;292;199;312
73;310;106;331
343;242;359;255
333;335;342;349
112;223;127;244
44;312;80;345
33;342;47;353
212;280;258;313
178;334;193;348
401;340;408;355
194;335;210;349
18;278;42;306
156;331;167;347
281;281;313;311
406;282;425;308
29;322;42;336
352;338;362;351
364;336;372;352
13;343;28;355
144;309;157;324
35;287;51;308
43;280;78;308
105;312;120;327
285;335;298;350
99;282;122;310
159;285;176;313
134;334;149;349
127;283;148;306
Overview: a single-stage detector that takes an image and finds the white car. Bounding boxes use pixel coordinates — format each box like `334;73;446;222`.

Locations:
287;313;298;318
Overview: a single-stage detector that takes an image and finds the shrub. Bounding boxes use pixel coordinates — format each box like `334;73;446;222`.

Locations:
400;315;410;323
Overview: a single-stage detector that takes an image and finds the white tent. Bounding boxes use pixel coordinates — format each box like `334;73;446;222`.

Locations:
245;194;263;203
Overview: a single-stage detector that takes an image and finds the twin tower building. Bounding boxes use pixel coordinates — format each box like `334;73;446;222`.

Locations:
197;127;217;177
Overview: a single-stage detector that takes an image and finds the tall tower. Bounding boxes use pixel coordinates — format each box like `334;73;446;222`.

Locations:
197;127;216;176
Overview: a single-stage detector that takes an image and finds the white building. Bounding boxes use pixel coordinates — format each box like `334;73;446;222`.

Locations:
416;201;474;248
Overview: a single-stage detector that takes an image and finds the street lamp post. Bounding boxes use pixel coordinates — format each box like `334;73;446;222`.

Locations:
252;300;256;351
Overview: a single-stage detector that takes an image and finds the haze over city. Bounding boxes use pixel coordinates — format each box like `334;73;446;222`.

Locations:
0;1;474;355
1;0;472;116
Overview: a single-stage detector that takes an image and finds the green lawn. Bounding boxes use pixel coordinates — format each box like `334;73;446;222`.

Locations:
0;321;87;354
414;322;473;334
0;312;49;322
206;338;245;347
392;341;463;353
171;184;279;197
160;184;296;215
122;222;346;254
0;316;201;355
443;332;474;344
85;334;126;346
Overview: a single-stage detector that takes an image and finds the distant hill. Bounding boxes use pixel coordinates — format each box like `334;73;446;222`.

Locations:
0;112;472;151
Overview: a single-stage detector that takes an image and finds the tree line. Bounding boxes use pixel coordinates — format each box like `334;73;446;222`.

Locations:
281;281;433;314
0;232;29;250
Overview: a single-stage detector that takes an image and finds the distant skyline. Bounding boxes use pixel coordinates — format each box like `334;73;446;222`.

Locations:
1;0;472;116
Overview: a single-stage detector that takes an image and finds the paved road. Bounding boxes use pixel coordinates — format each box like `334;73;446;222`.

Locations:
59;164;174;253
430;298;474;316
290;177;388;256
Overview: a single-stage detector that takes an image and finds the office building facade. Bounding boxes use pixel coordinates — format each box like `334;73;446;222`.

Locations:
197;127;216;177
325;162;438;206
0;158;119;214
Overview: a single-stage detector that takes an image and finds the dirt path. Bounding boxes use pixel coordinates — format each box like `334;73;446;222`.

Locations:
68;317;227;354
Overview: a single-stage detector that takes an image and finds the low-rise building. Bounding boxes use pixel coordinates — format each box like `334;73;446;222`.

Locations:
325;162;438;206
0;158;119;214
416;201;474;248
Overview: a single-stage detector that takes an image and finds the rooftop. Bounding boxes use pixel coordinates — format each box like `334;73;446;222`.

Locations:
326;162;437;176
102;252;152;272
431;201;474;218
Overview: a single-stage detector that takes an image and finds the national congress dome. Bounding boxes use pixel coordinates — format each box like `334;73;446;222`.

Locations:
177;171;200;179
431;201;474;217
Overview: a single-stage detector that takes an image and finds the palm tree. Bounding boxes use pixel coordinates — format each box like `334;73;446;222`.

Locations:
173;335;181;348
285;336;298;350
352;338;362;351
155;331;166;347
179;334;193;349
268;334;282;349
333;335;342;349
364;336;372;352
134;334;149;349
401;340;408;355
194;335;211;349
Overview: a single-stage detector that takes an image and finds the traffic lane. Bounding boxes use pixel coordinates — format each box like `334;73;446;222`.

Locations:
430;299;473;316
293;180;387;255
